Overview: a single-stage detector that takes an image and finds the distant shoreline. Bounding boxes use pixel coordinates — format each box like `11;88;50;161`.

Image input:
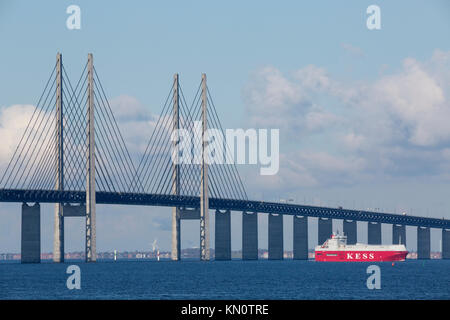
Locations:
0;250;444;261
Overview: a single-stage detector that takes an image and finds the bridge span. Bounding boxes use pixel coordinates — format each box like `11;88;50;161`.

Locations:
3;188;450;262
1;53;449;263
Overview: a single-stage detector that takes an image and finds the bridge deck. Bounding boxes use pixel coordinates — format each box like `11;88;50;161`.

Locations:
0;189;449;229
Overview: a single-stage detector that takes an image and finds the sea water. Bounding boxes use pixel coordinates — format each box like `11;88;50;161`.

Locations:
0;259;448;299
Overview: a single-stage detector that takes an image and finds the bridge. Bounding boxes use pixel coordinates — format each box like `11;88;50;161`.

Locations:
1;53;449;263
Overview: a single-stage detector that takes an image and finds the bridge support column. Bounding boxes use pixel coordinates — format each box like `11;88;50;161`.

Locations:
268;214;283;260
343;220;357;245
85;53;96;262
172;208;181;260
392;224;406;246
200;73;210;261
53;205;64;262
318;218;332;245
242;211;258;260
21;203;40;263
171;74;181;261
215;209;231;260
368;222;381;245
293;216;308;260
53;52;64;263
417;227;430;259
442;229;450;259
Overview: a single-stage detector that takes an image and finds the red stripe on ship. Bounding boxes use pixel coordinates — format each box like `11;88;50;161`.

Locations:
314;251;408;262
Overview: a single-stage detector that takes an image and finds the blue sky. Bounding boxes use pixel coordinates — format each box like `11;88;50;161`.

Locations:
1;1;450;253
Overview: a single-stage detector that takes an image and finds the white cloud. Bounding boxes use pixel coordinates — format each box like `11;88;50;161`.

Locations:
304;108;341;131
0;97;167;188
297;151;366;174
245;153;318;191
0;104;57;188
243;65;342;137
293;65;331;90
242;50;450;190
106;95;169;159
340;132;366;151
244;66;304;109
0;104;35;165
371;58;448;146
109;95;153;122
341;43;365;58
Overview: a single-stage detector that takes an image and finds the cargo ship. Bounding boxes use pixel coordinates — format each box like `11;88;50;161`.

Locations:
315;232;408;262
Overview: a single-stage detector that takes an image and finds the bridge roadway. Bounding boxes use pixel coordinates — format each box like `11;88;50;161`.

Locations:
1;188;449;229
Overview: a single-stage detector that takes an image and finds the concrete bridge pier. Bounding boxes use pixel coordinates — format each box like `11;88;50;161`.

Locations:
442;229;450;259
343;220;357;245
215;209;231;260
171;207;181;261
53;204;64;262
268;214;283;260
242;211;258;260
21;203;41;263
293;216;308;260
417;227;430;259
318;217;332;245
392;224;406;245
368;222;382;245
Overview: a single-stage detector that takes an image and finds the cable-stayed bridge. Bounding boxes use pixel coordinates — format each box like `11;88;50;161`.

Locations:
1;53;449;263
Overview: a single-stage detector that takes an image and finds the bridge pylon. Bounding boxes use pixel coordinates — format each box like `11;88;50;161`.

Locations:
85;53;96;262
171;74;181;261
200;73;210;261
53;52;65;262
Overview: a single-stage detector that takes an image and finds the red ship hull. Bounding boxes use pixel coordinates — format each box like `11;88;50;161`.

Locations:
315;250;408;262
